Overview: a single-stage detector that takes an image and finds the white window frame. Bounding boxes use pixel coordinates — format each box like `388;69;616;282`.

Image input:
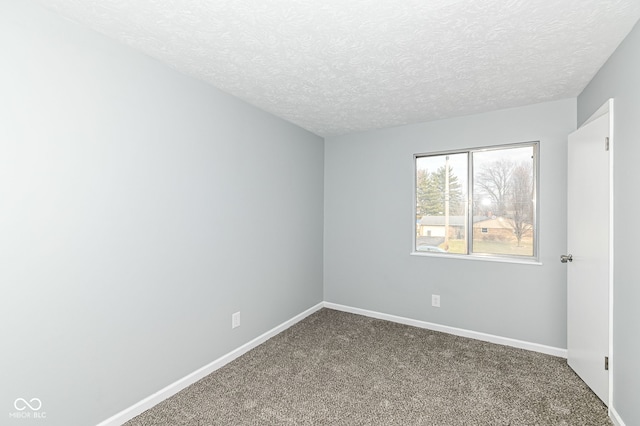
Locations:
412;141;540;263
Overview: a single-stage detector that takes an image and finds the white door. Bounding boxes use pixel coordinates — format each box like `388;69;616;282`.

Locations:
566;111;610;404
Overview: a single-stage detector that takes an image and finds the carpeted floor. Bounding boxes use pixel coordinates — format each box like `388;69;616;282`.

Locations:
125;308;611;425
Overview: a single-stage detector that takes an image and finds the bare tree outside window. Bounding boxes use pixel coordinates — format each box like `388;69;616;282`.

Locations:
472;146;535;256
475;159;513;217
509;164;534;247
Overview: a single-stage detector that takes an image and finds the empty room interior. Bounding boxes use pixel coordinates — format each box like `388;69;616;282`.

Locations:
2;1;640;425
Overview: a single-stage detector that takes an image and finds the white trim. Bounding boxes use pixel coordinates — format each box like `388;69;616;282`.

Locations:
607;98;615;411
324;302;567;358
609;405;626;426
97;300;571;425
410;251;542;266
95;302;324;426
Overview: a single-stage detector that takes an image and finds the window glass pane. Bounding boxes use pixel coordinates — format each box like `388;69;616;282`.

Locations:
416;153;468;254
471;146;535;256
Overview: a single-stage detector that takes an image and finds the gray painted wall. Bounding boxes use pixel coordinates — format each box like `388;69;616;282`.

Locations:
0;2;323;425
324;99;576;349
578;20;640;426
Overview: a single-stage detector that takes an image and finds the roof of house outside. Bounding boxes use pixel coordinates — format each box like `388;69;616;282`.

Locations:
474;217;531;230
419;216;489;226
420;215;532;230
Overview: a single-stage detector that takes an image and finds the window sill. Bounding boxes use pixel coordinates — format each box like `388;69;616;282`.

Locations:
410;251;542;266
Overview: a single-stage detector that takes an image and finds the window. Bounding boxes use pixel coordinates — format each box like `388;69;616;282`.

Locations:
414;142;538;260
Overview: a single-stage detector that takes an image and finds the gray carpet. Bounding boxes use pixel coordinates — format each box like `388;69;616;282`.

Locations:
125;309;611;425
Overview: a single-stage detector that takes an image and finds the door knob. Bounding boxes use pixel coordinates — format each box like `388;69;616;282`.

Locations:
560;254;573;263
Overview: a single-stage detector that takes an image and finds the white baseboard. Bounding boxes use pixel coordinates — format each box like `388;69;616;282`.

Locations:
97;300;569;425
610;406;626;426
96;302;324;426
323;302;568;358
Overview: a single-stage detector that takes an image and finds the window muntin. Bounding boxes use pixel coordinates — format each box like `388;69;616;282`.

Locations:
415;142;538;260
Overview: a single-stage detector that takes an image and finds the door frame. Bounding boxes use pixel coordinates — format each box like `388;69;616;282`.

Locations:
576;98;614;409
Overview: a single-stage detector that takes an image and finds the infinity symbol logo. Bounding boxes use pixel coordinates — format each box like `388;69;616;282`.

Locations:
14;398;42;411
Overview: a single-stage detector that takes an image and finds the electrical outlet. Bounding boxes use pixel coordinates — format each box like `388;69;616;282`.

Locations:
232;311;241;329
432;294;441;308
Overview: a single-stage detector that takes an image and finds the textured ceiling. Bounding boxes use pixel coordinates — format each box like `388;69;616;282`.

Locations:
38;0;640;136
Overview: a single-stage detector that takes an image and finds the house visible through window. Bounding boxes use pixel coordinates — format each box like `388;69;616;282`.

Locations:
415;142;538;259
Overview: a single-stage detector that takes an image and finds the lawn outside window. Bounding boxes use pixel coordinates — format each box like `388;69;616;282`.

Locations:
414;142;539;261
